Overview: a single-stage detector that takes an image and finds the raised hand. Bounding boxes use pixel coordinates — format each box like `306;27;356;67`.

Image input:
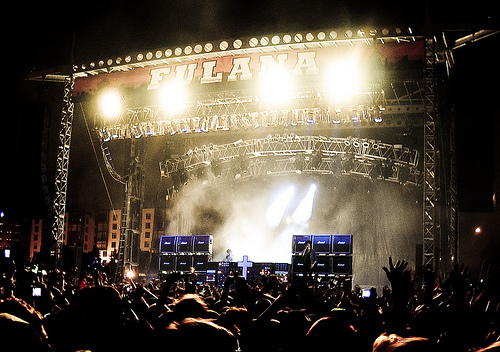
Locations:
383;257;410;286
447;262;469;309
382;257;413;308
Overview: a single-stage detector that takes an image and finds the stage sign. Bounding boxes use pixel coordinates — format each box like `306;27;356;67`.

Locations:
74;41;424;96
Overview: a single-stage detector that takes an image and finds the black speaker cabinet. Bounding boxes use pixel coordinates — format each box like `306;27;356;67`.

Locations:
159;254;175;272
332;235;352;254
292;235;311;254
160;236;176;253
331;255;352;275
176;236;194;253
193;235;213;254
312;234;332;254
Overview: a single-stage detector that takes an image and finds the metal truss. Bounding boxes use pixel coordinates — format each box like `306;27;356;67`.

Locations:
160;135;421;198
423;38;438;269
51;76;74;270
95;81;423;142
115;139;144;280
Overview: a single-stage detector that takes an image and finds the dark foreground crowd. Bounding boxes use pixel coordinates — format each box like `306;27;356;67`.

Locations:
0;257;499;352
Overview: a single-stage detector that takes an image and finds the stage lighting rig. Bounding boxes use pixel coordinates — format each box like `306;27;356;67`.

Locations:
324;59;364;103
99;89;123;119
258;66;295;106
158;79;188;114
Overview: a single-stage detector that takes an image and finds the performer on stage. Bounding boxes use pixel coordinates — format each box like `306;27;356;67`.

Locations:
224;249;234;262
302;240;317;282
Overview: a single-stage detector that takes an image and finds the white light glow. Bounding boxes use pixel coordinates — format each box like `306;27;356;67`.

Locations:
159;80;188;113
99;90;122;119
259;67;294;105
266;185;295;228
291;184;317;224
324;60;363;102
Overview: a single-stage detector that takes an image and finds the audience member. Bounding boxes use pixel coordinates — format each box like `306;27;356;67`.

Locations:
0;255;498;352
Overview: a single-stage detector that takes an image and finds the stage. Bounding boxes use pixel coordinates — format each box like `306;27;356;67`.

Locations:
62;28;451;284
161;173;421;289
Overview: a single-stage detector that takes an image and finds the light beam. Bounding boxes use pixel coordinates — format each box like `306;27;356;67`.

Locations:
291;184;317;224
266;185;295;228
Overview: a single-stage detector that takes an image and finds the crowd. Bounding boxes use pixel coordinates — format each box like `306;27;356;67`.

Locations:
0;255;499;352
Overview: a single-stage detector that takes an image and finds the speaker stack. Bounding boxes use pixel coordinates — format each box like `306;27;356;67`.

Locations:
159;235;213;283
291;234;352;276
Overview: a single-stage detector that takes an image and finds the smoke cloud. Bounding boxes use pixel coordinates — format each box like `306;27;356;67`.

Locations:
165;174;421;289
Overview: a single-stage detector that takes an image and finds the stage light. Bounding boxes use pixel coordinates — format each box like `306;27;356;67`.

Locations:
126;269;135;279
291;184;317;224
159;79;188;114
259;66;294;105
98;89;122;119
294;153;305;172
311;150;323;169
266;185;295;228
324;60;363;103
211;159;222;177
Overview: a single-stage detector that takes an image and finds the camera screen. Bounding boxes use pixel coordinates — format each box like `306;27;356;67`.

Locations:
32;287;42;297
362;289;371;298
4;249;10;258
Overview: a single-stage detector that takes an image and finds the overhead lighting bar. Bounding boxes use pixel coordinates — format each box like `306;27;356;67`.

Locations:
73;27;421;76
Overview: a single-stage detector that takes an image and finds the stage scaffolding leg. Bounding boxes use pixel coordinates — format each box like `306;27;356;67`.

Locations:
423;38;439;270
115;138;144;281
51;75;74;271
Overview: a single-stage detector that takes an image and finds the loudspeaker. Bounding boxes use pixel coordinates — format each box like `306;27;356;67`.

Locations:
159;254;175;272
332;255;352;275
176;236;194;253
313;234;332;254
292;235;311;254
332;235;352;254
160;236;176;253
291;254;305;273
192;254;210;271
315;255;331;274
193;235;213;254
175;255;193;272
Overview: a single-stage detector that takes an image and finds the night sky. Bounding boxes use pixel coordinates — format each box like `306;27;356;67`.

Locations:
3;0;499;278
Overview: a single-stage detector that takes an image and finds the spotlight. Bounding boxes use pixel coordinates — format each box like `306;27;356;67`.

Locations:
398;167;410;185
381;161;394;179
291;184;317;224
343;154;355;173
259;66;294;105
211;159;222;177
369;160;382;180
99;89;123;119
311;150;323;170
374;107;384;123
126;269;135;279
159;79;188;114
172;168;189;189
324;60;363;103
294;153;305;172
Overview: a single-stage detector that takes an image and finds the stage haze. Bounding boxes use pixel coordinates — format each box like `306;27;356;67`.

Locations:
165;173;421;289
